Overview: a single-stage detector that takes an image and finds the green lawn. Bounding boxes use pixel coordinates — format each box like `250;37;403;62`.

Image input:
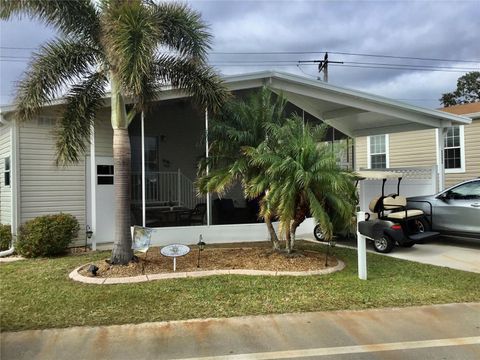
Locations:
1;241;479;332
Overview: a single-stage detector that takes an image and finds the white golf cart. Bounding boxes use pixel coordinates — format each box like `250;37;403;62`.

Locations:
356;171;439;253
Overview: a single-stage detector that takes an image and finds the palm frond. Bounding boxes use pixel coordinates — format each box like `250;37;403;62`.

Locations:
55;71;107;165
102;1;159;109
150;1;211;60
0;0;100;40
14;39;100;121
155;54;230;113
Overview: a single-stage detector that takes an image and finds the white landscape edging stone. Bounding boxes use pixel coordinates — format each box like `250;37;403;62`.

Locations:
69;260;345;285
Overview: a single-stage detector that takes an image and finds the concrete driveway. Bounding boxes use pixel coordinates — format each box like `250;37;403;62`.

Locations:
300;232;480;273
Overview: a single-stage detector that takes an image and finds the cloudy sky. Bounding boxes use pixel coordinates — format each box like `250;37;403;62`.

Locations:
1;0;479;108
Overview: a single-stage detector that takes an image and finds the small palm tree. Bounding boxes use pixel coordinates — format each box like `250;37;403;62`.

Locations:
245;117;356;253
197;87;287;250
1;0;229;264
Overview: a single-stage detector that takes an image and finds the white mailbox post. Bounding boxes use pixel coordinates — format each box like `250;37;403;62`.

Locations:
357;211;367;280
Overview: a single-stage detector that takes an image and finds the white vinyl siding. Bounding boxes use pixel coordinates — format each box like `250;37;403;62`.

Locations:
19;119;86;246
94;114;113;157
0;124;11;224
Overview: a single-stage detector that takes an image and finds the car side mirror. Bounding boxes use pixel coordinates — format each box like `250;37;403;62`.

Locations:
437;191;450;201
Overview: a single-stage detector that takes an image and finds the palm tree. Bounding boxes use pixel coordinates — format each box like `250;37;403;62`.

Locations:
1;0;229;264
245;117;356;253
197;87;287;250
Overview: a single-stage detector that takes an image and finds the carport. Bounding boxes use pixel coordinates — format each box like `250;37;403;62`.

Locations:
221;71;472;191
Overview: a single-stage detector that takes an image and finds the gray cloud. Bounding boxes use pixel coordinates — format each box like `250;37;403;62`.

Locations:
1;0;479;108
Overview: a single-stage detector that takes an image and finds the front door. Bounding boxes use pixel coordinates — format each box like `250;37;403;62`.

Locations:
86;156;115;244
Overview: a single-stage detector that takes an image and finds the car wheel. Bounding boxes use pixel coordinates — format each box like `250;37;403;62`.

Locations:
373;234;395;253
313;225;327;241
413;218;430;233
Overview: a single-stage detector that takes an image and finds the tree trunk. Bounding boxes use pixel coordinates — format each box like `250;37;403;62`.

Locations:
110;75;133;265
289;206;308;253
265;216;281;250
285;221;293;254
110;128;133;264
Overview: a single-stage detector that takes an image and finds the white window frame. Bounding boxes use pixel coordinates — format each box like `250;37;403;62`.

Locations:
367;134;389;169
4;156;11;187
435;125;465;174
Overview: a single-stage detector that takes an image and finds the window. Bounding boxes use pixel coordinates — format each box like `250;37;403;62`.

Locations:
443;126;465;172
368;135;389;169
97;165;114;185
4;157;10;187
447;181;480;199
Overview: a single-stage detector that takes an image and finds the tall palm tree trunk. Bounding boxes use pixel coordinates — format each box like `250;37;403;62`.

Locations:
111;128;133;264
110;77;133;264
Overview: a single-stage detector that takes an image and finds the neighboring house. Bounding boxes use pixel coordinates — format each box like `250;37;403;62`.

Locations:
0;71;470;247
355;102;480;188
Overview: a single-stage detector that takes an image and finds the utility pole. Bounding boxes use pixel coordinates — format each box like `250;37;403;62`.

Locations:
298;52;343;82
316;52;343;82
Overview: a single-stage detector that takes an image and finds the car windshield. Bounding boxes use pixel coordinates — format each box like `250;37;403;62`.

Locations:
447;181;480;199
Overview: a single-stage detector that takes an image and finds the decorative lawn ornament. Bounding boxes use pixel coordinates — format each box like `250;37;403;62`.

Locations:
160;244;190;272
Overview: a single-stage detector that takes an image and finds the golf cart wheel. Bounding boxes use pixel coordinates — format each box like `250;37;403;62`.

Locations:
313;225;327;241
373;235;395;253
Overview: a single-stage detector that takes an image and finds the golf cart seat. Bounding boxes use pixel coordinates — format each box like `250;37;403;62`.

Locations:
383;196;424;219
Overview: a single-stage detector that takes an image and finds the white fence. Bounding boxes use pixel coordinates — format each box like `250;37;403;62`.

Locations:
132;169;205;209
358;165;438;212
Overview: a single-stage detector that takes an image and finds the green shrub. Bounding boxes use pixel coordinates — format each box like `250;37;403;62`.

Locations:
16;214;79;257
0;224;12;251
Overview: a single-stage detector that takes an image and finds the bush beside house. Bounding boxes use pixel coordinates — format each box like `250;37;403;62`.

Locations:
0;224;12;251
16;214;79;258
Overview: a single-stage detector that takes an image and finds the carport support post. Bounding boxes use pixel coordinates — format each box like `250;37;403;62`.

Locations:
357;211;367;280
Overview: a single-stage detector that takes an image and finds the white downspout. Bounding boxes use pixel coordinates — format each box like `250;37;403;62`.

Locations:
1;117;17;257
205;108;211;226
141;111;146;227
89;123;97;251
437;127;446;191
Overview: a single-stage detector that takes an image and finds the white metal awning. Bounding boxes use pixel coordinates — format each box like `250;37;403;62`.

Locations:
222;71;472;137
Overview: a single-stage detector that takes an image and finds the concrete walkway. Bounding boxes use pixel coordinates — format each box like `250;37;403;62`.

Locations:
2;303;479;360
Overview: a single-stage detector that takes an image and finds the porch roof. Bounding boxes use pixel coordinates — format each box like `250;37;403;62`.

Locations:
221;71;472;137
1;70;472;135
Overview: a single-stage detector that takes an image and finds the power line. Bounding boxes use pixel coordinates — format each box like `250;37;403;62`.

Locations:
210;50;479;63
1;45;479;63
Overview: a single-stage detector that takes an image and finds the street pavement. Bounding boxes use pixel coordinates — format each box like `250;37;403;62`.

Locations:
2;303;479;359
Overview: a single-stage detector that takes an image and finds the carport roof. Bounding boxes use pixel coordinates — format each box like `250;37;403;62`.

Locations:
223;71;472;137
1;70;472;136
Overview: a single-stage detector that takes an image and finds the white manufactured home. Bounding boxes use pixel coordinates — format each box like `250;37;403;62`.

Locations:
0;71;471;248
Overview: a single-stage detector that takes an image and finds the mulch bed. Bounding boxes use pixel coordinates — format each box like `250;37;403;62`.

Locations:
79;246;338;278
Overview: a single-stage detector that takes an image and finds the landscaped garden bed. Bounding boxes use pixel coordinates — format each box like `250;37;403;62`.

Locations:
78;246;338;278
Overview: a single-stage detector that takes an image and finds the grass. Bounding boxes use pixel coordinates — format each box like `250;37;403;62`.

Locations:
1;241;479;332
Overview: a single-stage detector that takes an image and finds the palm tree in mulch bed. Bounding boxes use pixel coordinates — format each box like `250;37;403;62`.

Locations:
244;117;357;254
1;0;229;264
197;87;288;251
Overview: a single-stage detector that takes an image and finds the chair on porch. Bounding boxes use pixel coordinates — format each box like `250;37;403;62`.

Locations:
189;203;207;225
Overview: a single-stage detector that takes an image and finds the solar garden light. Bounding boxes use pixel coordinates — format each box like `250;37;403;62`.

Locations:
197;235;206;268
85;226;93;251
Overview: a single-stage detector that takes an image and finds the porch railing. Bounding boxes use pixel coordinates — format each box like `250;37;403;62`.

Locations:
132;169;205;209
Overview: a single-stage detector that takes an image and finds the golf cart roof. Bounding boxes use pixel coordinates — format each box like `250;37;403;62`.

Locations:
355;170;404;180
